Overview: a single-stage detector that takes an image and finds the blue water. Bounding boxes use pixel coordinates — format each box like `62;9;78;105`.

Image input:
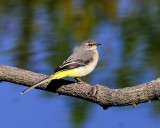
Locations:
0;0;160;128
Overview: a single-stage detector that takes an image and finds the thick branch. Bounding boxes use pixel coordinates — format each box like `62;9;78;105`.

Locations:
0;65;160;109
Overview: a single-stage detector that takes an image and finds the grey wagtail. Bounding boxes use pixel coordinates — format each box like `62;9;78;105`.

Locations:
21;39;101;94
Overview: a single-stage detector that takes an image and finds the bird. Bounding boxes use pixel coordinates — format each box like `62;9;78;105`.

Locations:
21;39;101;94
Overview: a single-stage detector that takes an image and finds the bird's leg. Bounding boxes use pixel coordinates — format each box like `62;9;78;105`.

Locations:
75;77;85;85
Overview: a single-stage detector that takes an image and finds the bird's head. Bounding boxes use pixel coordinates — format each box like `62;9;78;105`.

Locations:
81;39;101;50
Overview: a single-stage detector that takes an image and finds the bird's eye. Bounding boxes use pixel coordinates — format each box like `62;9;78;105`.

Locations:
88;43;92;46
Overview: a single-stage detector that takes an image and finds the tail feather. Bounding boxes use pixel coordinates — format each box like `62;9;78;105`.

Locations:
21;76;53;94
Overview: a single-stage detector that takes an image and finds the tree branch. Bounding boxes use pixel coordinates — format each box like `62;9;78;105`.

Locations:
0;65;160;109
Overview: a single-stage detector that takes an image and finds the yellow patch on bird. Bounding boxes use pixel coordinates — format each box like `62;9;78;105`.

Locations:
50;69;81;80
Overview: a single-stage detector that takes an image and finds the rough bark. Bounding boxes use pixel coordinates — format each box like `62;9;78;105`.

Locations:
0;65;160;109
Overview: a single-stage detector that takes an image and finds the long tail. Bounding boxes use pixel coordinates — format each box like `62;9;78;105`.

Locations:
21;76;54;94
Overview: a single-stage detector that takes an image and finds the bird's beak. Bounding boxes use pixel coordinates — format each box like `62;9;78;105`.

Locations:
96;43;101;46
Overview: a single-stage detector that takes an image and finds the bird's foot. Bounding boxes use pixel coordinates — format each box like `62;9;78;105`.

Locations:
75;77;85;85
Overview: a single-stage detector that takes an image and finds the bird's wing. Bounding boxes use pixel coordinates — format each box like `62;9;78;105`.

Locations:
54;49;94;73
54;59;91;72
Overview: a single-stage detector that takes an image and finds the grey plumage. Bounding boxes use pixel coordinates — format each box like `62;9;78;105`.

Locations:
55;39;99;73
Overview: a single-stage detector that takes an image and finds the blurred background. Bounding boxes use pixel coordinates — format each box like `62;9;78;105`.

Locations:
0;0;160;128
